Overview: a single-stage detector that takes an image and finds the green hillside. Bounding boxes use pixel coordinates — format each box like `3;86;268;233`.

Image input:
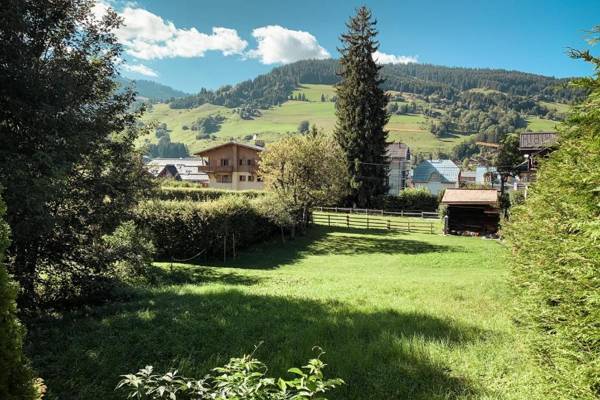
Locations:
141;83;566;156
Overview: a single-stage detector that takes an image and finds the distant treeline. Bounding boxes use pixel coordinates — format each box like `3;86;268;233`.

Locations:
169;59;585;110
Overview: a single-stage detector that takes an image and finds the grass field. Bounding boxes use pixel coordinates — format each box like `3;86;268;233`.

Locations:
525;116;560;131
27;226;547;400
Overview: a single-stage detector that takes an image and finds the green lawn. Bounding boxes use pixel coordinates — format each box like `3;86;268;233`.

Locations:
27;227;547;400
526;116;560;131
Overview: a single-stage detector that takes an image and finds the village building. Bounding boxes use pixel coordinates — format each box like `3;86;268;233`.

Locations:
411;159;460;195
459;170;476;186
441;188;500;235
146;157;210;186
195;141;264;190
518;132;558;184
386;142;411;195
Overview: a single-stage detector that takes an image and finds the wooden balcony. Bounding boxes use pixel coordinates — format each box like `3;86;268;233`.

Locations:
199;164;233;173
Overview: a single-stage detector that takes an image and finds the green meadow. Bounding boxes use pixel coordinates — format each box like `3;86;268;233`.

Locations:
28;226;548;400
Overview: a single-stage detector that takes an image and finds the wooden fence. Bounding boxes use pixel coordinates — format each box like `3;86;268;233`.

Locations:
312;211;439;234
316;206;439;219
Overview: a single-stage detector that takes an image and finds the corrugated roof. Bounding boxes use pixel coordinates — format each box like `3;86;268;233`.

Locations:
441;189;499;205
519;132;557;150
412;160;459;183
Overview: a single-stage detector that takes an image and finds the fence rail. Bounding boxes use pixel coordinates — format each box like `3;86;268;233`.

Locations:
312;211;439;234
316;207;439;219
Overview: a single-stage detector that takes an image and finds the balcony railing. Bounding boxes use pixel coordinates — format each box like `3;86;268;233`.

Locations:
199;164;233;173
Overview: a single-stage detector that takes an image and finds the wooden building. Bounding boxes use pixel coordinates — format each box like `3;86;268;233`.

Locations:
195;141;264;190
386;142;411;195
441;189;500;235
518;132;557;184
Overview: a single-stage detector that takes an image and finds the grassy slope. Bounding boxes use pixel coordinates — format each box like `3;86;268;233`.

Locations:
28;227;547;400
140;84;567;155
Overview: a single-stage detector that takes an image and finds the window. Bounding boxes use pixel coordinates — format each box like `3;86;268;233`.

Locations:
247;175;255;182
218;175;231;183
220;159;229;166
247;159;254;166
239;159;244;166
239;175;246;182
256;176;263;182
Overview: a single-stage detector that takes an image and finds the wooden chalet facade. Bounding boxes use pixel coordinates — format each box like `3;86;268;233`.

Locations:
518;132;558;183
194;141;264;190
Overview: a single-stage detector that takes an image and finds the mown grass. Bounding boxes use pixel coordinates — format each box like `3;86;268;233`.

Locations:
27;226;547;400
525;116;560;131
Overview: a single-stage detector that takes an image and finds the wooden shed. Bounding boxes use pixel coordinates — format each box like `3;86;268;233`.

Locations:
441;189;500;235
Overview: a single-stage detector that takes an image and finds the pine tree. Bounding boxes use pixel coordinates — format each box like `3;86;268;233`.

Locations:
334;6;389;207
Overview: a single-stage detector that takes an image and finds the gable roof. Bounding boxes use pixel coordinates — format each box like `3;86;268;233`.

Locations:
441;189;499;205
519;132;558;150
194;141;264;156
412;160;459;183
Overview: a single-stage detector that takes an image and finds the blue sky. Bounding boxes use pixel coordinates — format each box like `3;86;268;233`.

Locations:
96;0;600;93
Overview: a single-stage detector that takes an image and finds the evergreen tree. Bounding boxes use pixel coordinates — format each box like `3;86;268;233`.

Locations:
334;6;389;207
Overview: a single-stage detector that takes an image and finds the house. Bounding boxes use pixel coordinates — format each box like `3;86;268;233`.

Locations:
194;141;264;190
411;159;460;195
459;170;476;185
441;189;500;235
386;142;411;195
146;157;209;186
475;166;499;185
518;132;558;184
149;164;180;180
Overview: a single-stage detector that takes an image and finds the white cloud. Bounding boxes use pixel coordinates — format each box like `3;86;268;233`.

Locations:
93;1;247;60
248;25;330;64
373;51;418;65
122;63;159;77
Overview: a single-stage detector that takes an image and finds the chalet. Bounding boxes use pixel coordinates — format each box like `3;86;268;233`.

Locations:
194;141;264;190
411;159;460;195
386;142;411;195
441;189;500;235
146;157;209;186
518;132;558;184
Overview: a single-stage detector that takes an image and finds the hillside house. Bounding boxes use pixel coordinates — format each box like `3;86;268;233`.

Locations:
441;189;500;235
411;159;460;195
386;142;411;195
518;132;558;184
195;141;264;190
146;157;209;186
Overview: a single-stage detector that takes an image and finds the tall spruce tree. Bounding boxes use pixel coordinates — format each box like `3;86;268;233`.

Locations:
334;6;389;207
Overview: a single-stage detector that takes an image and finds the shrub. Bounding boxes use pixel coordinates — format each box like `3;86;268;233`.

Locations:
102;221;155;282
154;187;266;202
0;196;37;400
134;196;278;260
379;188;439;212
502;46;600;398
117;349;343;400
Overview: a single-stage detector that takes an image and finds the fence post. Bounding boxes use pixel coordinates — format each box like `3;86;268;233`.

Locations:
408;221;411;233
401;209;404;217
387;219;390;230
334;207;337;213
366;214;369;229
346;214;349;228
328;214;331;227
430;223;433;234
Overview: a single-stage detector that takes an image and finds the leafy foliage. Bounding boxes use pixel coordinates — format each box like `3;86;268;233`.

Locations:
117;349;343;400
502;36;600;399
259;127;348;231
334;7;389;207
0;0;154;309
379;188;440;212
0;195;37;400
154;187;265;202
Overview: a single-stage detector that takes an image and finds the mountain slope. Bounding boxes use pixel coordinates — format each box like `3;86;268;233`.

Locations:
115;77;188;101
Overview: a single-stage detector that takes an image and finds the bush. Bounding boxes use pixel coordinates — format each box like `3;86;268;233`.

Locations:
0;196;37;400
134;196;278;260
379;188;439;212
154;187;266;202
102;221;155;282
117;349;343;400
502;51;600;397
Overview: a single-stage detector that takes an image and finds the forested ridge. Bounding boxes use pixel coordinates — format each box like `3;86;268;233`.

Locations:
169;59;584;109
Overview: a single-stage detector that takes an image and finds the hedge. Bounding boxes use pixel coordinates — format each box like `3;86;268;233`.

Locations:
0;196;37;400
378;188;439;212
502;85;600;397
134;196;277;261
154;187;265;202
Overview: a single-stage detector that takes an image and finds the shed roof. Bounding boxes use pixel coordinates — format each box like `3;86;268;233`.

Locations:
441;189;499;205
519;132;557;150
386;142;410;159
412;160;459;183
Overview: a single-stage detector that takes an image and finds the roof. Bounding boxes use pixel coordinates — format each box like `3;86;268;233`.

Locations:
519;132;558;150
386;142;410;159
460;170;476;179
180;173;209;182
475;166;499;184
412;160;460;183
441;189;499;206
147;157;206;167
194;141;264;156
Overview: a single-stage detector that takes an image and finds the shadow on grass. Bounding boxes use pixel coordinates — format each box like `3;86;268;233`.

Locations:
148;264;263;286
205;226;461;270
28;288;489;400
